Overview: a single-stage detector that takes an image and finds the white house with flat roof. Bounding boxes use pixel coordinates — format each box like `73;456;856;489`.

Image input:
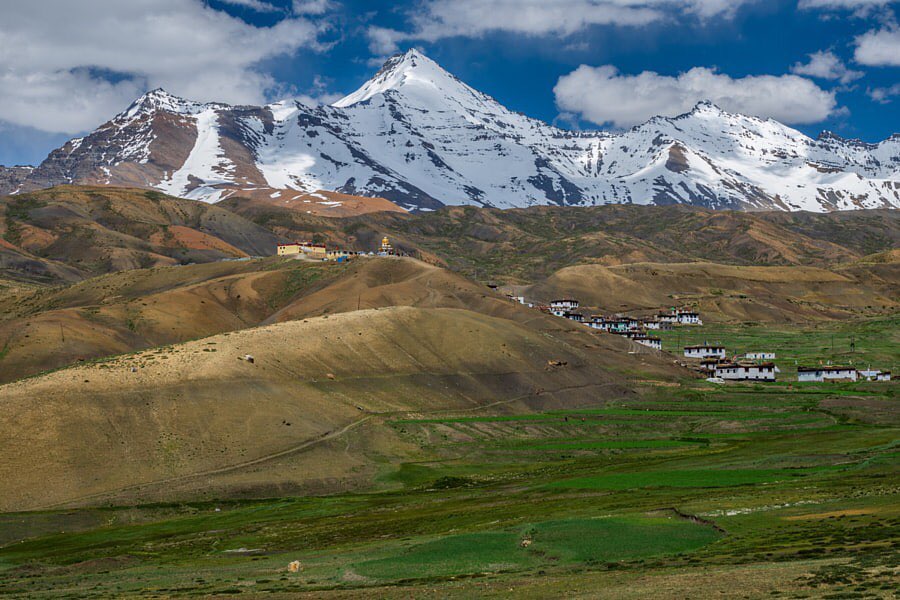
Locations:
797;366;858;382
859;369;892;381
676;310;703;325
634;336;662;350
714;361;776;381
684;344;726;359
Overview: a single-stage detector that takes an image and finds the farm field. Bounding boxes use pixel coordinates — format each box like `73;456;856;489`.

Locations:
0;375;896;598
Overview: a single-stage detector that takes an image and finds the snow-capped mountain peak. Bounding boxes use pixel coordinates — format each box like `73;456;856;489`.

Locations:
332;49;460;107
4;50;899;213
120;88;205;120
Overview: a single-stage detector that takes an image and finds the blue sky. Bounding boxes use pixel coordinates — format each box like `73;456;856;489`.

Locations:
1;0;898;166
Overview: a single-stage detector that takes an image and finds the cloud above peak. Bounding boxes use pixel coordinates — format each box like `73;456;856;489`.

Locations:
553;65;839;128
367;0;761;55
791;50;863;83
0;0;326;134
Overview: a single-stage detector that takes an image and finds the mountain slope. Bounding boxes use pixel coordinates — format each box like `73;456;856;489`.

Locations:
0;253;594;384
222;200;900;281
0;304;679;511
3;50;898;212
0;186;280;283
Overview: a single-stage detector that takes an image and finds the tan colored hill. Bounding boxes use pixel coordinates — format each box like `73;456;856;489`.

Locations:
526;261;899;323
0;306;679;511
1;255;655;384
0;186;280;284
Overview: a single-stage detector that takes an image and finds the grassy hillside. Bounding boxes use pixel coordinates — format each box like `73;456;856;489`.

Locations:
0;186;280;284
0;187;896;597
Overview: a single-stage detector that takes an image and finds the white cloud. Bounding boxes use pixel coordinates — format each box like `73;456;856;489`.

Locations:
855;26;900;66
0;0;325;134
791;50;863;83
293;0;334;14
219;0;281;13
868;83;900;102
367;26;407;55
367;0;759;54
798;0;892;9
553;65;839;128
798;0;895;18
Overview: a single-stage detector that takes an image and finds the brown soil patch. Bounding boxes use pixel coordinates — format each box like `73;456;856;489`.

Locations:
149;225;248;256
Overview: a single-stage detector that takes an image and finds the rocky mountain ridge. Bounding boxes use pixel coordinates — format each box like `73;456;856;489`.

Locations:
2;49;898;212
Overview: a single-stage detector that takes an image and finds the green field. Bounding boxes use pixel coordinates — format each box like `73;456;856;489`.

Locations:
0;319;897;598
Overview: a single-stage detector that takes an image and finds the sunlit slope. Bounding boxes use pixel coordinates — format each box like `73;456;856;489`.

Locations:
0;255;604;384
0;307;672;511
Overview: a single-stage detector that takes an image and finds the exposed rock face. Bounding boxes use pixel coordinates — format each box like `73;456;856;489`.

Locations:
0;166;34;195
2;50;899;212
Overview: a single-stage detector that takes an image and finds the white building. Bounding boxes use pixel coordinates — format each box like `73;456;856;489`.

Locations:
797;366;858;383
549;299;579;317
714;362;776;381
633;336;662;350
859;369;892;382
744;352;776;360
550;299;579;310
676;310;703;325
684;345;726;359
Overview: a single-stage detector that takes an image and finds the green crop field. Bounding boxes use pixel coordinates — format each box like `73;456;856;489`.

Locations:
0;320;897;598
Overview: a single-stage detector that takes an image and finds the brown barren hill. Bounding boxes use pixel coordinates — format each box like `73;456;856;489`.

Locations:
0;255;674;384
223;188;407;217
0;185;280;283
0;307;680;511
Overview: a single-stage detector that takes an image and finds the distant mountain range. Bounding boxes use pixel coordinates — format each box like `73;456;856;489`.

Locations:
2;49;898;212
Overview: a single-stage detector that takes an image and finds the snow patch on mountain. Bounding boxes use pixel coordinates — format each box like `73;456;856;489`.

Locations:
157;108;235;203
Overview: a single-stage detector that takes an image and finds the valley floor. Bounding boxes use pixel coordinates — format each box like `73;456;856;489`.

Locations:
0;370;896;598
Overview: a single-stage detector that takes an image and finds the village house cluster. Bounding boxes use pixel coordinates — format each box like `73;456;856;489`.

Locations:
503;297;710;353
508;293;893;384
276;236;399;262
